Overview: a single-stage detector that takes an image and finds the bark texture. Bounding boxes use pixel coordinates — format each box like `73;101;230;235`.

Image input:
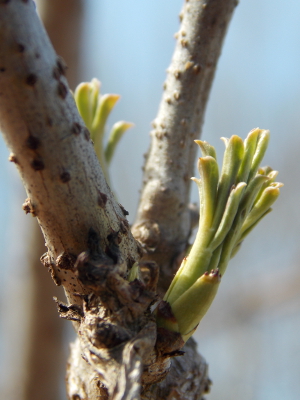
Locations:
0;0;236;399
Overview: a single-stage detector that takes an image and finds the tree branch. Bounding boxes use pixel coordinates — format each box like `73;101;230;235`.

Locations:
0;0;141;307
0;1;237;398
133;0;238;292
36;0;84;89
0;2;151;397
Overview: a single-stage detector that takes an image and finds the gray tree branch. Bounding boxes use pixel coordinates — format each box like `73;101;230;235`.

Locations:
0;0;140;307
133;0;238;292
0;3;145;396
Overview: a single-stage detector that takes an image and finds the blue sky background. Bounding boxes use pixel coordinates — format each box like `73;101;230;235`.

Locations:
1;1;300;399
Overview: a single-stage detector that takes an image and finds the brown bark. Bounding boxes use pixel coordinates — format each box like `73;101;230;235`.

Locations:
36;0;84;90
23;228;66;400
0;0;237;399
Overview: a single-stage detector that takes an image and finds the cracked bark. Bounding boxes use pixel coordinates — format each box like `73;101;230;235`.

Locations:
0;0;236;399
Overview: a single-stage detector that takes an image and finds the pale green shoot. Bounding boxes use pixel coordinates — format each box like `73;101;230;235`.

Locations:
157;128;283;341
74;78;133;183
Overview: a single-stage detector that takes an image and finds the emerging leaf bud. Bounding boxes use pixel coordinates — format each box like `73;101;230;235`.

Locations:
74;79;133;184
157;129;282;342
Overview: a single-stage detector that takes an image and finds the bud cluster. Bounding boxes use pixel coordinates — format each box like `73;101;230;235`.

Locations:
157;128;283;341
74;78;133;183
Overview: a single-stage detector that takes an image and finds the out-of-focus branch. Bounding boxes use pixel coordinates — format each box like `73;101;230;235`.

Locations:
23;232;65;400
36;0;83;89
133;0;238;293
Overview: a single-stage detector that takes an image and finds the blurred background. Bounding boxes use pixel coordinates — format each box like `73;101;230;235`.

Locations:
0;0;299;399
